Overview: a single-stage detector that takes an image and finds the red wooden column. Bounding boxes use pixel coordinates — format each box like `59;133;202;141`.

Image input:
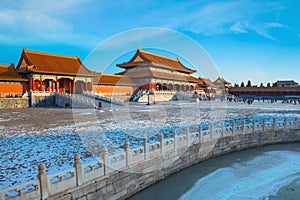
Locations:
73;79;76;94
55;78;58;93
30;78;34;91
85;82;88;91
148;83;152;90
39;78;43;91
69;79;72;94
46;80;50;92
51;80;54;91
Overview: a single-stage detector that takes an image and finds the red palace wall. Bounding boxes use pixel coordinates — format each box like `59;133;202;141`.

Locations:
93;85;133;94
0;83;25;97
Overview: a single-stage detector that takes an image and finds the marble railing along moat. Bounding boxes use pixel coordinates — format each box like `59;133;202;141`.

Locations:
0;116;300;200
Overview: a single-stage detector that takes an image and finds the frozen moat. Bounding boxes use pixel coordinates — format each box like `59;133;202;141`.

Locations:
130;143;300;200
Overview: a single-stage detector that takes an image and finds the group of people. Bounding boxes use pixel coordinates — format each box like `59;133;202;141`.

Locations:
257;98;300;105
226;96;254;104
281;99;300;105
193;92;216;101
225;94;300;105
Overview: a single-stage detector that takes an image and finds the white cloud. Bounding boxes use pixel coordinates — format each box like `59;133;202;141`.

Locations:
229;21;286;41
171;0;287;40
230;22;249;33
172;1;244;35
0;0;97;46
0;0;291;46
266;22;286;28
254;26;277;41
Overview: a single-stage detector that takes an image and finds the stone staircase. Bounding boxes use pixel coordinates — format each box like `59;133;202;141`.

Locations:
133;91;194;103
55;93;124;109
82;91;125;106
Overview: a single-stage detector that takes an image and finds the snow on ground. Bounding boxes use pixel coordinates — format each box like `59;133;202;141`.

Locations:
0;134;95;189
0;100;299;189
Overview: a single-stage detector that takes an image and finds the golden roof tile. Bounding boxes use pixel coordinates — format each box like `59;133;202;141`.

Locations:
0;64;28;82
117;48;196;74
16;48;94;76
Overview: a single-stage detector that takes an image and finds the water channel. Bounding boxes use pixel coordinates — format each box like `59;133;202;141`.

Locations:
130;143;300;200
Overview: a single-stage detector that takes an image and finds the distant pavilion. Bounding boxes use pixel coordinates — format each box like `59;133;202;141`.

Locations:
214;77;232;89
116;48;199;92
16;48;94;94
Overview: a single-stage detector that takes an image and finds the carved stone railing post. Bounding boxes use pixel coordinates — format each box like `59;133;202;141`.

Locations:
143;138;148;160
102;148;109;175
210;121;213;140
273;118;276;131
262;118;266;132
38;163;49;200
186;128;190;146
221;120;224;137
284;117;287;129
232;120;235;135
252;120;255;133
124;142;131;167
18;189;24;199
159;134;164;154
295;117;298;129
242;120;245;134
74;154;83;186
199;125;202;143
173;132;177;150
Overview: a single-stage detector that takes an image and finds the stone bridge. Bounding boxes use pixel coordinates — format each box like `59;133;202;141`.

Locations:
1;116;300;200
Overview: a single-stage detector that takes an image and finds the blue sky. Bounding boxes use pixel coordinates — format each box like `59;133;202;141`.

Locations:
0;0;299;85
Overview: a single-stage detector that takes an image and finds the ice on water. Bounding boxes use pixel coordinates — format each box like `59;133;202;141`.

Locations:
180;150;300;200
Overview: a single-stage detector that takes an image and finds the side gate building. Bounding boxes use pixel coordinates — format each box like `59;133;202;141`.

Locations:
16;48;94;94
